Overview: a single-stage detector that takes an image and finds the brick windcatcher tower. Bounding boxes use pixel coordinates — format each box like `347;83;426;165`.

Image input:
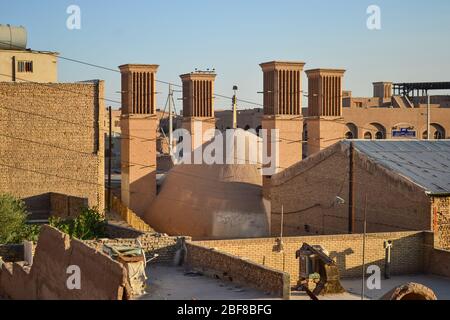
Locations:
260;61;305;174
260;61;305;236
305;68;346;156
119;64;158;217
180;71;217;153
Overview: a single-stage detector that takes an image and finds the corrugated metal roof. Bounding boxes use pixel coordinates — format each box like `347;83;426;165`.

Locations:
344;140;450;195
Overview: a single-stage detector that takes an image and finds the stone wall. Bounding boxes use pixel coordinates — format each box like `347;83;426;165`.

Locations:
186;243;290;299
0;82;105;213
0;226;131;300
195;231;425;284
270;142;432;237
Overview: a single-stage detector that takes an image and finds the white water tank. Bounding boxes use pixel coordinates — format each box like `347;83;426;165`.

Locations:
0;24;27;50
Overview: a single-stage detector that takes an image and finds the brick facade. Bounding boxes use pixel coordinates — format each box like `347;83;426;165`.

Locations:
432;196;450;249
186;242;290;299
0;82;105;213
270;142;432;238
195;231;425;284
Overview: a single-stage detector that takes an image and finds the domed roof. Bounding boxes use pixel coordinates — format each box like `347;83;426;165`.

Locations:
144;129;270;240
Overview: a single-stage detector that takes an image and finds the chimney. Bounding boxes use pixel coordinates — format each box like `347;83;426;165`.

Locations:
119;64;159;217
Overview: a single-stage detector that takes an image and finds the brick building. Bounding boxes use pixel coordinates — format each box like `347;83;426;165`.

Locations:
0;81;105;216
0;25;58;83
269;140;450;249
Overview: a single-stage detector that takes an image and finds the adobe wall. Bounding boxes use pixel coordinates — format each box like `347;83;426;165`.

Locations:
186;242;290;299
0;226;131;300
0;82;105;213
194;231;425;284
270;142;431;237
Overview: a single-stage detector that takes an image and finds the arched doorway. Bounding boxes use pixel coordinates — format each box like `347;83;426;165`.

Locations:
370;123;386;140
431;123;445;139
345;123;358;140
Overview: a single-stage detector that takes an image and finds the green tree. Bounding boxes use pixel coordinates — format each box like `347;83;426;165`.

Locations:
49;207;106;240
0;194;40;244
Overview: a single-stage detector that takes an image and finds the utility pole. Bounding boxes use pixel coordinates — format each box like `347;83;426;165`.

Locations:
232;85;238;129
169;84;174;155
277;205;285;253
107;106;112;213
348;141;355;234
361;193;368;300
427;93;431;140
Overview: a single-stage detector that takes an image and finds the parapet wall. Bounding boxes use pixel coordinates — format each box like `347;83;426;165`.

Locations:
86;233;189;265
0;226;131;300
186;242;290;299
195;231;425;284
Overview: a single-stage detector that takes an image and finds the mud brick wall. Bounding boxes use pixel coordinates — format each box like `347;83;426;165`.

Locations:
195;231;425;284
186;243;290;299
0;82;105;212
0;226;131;300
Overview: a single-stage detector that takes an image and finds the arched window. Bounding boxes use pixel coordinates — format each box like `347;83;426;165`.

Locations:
369;123;386;140
431;124;445;140
345;123;358;140
422;131;428;139
375;131;384;140
364;132;372;140
435;131;444;140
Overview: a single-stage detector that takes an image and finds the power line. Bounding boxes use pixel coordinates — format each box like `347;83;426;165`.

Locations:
1;41;429;143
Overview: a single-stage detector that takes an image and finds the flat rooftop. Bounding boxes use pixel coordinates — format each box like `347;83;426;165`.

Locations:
138;265;277;300
137;265;450;300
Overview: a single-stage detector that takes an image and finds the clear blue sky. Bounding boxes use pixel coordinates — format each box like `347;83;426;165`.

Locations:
2;0;450;110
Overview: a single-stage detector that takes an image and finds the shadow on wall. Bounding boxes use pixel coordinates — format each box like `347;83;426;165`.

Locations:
324;234;425;279
193;231;426;285
23;193;88;220
329;248;355;275
0;225;132;300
